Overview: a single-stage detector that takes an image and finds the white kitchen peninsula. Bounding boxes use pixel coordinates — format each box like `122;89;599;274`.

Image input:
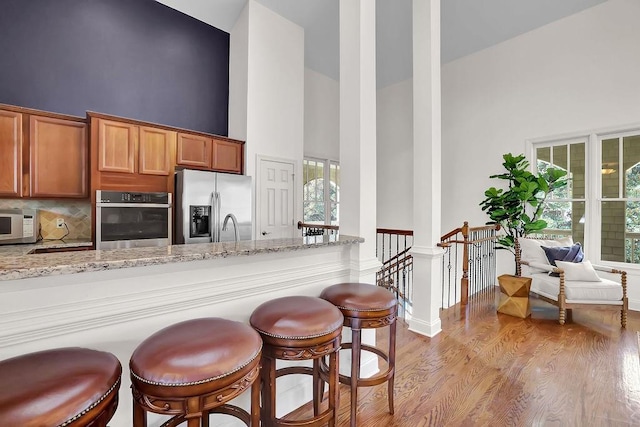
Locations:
0;235;365;426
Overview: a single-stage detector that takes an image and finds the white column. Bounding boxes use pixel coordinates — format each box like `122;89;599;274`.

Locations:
339;0;381;283
409;0;444;337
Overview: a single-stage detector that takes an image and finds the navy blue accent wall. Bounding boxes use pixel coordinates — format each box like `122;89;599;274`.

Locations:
0;0;229;135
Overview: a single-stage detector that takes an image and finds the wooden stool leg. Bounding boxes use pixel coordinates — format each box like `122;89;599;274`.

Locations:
133;397;147;427
313;358;321;416
350;326;362;427
251;369;261;427
186;397;200;427
328;347;339;427
262;356;276;426
388;319;397;414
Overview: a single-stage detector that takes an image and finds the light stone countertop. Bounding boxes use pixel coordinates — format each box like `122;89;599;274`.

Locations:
0;235;363;281
0;239;93;256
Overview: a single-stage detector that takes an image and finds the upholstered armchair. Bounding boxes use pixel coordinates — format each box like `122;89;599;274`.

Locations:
515;237;628;327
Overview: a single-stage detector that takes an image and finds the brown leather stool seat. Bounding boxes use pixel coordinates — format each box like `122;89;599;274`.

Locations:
320;282;398;427
130;317;262;427
250;296;344;427
0;347;122;427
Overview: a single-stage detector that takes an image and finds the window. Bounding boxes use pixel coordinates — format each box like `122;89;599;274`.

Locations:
535;141;586;245
531;128;640;266
302;158;339;225
600;133;640;263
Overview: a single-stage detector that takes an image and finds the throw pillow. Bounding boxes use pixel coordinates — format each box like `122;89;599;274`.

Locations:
518;237;574;275
555;260;602;282
541;243;584;276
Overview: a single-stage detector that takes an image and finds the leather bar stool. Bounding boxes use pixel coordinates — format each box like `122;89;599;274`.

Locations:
320;282;398;427
130;317;262;427
250;295;344;427
0;347;122;427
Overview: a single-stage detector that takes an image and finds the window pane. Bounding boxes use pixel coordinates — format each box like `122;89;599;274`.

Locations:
627;201;640;263
623;135;640;198
570;143;585;199
571;201;585;246
552;145;568;199
540;201;584;243
542;201;572;231
602;138;619;198
601;201;626;262
537;147;550;164
304;201;324;223
330;202;338;225
552;145;567;170
329;163;339;202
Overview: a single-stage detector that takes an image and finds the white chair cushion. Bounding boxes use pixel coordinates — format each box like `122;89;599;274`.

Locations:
519;237;573;276
530;272;623;303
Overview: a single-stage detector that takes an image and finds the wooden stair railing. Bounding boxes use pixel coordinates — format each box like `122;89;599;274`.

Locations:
376;229;414;317
438;222;500;307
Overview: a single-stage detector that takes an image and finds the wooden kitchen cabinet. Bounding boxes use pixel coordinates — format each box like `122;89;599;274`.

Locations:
139;126;174;176
176;133;212;169
29;115;88;198
0;110;23;197
97;118;137;173
176;133;243;174
97;119;174;176
212;137;243;173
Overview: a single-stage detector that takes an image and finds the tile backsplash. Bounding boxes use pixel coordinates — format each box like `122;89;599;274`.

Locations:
0;199;91;240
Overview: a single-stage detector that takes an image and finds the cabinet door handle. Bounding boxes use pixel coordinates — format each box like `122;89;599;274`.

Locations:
261;231;271;236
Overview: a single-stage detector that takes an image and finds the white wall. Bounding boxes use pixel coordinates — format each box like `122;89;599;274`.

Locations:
229;0;305;228
441;0;640;305
303;68;339;161
229;3;249;142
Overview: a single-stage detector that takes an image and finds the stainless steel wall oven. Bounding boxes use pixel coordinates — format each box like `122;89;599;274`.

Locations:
96;191;171;250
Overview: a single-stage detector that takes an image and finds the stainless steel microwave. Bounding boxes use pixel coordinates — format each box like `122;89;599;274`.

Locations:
0;209;39;245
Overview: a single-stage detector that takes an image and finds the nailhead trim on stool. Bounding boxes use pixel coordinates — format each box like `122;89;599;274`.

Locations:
0;347;122;427
250;295;344;427
320;282;398;427
130;317;262;427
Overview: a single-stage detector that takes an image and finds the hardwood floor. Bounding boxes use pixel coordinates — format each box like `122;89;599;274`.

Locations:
287;288;640;426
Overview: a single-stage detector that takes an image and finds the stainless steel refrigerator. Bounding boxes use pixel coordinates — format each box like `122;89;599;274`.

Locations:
175;169;252;244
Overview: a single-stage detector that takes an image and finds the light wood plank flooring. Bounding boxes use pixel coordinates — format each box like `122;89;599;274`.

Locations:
288;288;640;426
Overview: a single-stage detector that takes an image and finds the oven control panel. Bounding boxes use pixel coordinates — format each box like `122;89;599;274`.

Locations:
98;191;170;205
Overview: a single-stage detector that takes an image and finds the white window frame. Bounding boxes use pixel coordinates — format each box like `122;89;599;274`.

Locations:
527;122;640;271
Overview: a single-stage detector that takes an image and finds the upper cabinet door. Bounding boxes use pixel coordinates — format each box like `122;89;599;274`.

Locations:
98;118;137;173
139;126;174;176
29;115;88;198
176;133;212;169
0;110;23;197
212;138;243;173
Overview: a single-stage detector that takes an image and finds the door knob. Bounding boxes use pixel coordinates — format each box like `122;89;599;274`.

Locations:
262;231;271;236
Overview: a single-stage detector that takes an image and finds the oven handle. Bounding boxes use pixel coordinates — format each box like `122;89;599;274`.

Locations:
96;203;171;208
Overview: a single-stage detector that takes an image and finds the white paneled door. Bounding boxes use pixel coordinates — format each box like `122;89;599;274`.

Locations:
258;158;295;239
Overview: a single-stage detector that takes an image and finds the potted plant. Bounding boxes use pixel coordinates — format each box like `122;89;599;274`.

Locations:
480;153;568;256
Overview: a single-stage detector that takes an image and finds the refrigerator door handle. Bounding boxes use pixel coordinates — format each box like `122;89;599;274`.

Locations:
210;192;216;243
216;191;221;241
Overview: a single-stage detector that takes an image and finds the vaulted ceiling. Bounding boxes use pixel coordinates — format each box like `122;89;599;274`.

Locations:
156;0;608;88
